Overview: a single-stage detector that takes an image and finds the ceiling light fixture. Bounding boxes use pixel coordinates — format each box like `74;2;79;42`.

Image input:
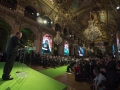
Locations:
84;12;101;41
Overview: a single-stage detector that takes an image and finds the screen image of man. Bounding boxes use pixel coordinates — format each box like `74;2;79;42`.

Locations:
2;32;26;80
42;40;50;54
78;47;84;56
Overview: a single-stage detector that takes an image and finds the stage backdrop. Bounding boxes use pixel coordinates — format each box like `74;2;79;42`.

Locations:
64;41;69;55
41;34;52;54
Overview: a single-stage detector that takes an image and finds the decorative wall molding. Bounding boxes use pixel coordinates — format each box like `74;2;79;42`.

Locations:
0;4;74;43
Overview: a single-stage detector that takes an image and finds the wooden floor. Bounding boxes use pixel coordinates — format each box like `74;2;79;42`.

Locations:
30;65;90;90
55;73;90;90
30;65;120;90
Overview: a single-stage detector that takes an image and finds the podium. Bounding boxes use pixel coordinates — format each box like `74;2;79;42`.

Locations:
16;47;36;78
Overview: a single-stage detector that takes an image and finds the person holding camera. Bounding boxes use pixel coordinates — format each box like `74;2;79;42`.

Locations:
91;68;106;90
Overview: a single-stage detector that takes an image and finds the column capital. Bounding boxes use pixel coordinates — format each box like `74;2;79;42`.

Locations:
34;35;38;40
16;5;25;15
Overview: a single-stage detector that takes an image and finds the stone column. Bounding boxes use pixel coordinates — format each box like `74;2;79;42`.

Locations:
71;46;74;56
33;32;41;53
58;41;64;55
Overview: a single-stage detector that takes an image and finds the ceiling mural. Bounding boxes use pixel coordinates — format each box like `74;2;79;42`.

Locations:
38;1;52;16
99;10;106;23
71;0;91;11
18;0;118;45
46;0;54;5
80;13;90;26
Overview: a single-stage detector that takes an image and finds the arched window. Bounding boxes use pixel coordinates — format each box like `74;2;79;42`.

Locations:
43;16;52;28
55;23;61;31
63;28;67;35
21;28;34;46
0;18;11;52
24;6;37;21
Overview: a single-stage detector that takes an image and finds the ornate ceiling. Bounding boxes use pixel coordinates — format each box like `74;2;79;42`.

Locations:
39;0;120;44
17;0;120;45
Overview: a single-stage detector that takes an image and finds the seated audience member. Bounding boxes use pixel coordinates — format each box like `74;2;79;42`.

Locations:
66;61;76;72
91;68;106;90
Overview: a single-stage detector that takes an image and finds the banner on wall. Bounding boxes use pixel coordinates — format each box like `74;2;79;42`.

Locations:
112;45;115;57
116;33;120;54
78;46;84;56
64;41;69;55
41;34;52;54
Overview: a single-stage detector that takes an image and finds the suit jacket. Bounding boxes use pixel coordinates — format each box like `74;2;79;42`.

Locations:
6;36;25;55
106;60;118;82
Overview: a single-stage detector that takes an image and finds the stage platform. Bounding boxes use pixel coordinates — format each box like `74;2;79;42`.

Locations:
0;62;67;90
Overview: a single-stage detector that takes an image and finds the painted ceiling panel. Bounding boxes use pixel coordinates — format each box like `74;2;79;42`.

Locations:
71;0;90;11
80;13;90;26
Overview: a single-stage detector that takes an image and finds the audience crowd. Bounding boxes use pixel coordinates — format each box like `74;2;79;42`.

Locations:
0;51;120;90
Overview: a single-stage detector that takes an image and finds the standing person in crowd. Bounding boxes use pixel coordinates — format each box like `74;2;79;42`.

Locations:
105;53;119;89
91;68;106;90
2;32;27;80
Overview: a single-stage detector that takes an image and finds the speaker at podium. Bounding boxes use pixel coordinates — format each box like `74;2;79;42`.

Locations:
16;47;36;78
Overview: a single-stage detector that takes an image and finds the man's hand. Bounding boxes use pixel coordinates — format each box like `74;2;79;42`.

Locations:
25;46;28;48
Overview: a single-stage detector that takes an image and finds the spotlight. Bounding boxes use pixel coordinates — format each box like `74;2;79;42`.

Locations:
116;6;120;10
43;20;47;24
37;13;40;16
51;21;53;24
37;17;43;23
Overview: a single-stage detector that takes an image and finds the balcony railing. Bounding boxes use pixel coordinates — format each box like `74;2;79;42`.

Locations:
24;12;36;21
0;0;17;10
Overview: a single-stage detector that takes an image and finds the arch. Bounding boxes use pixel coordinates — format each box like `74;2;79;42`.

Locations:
0;17;15;32
55;23;61;31
0;27;9;52
20;28;35;46
43;16;52;28
20;25;38;38
24;5;38;20
25;6;37;16
23;1;42;14
63;28;67;35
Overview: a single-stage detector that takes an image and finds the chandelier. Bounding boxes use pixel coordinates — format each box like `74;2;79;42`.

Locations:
53;31;62;45
84;12;101;41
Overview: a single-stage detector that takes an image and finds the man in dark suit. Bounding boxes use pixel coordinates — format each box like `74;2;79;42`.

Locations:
2;32;26;80
105;53;119;89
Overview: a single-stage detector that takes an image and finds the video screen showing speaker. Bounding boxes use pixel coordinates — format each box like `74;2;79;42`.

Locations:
116;33;120;54
78;46;84;56
41;34;52;54
112;45;115;57
64;41;69;55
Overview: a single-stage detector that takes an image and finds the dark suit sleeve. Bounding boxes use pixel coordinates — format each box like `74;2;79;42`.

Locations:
107;61;116;71
14;37;25;48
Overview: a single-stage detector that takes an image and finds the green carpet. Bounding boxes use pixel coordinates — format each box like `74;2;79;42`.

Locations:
0;62;67;90
40;66;67;78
